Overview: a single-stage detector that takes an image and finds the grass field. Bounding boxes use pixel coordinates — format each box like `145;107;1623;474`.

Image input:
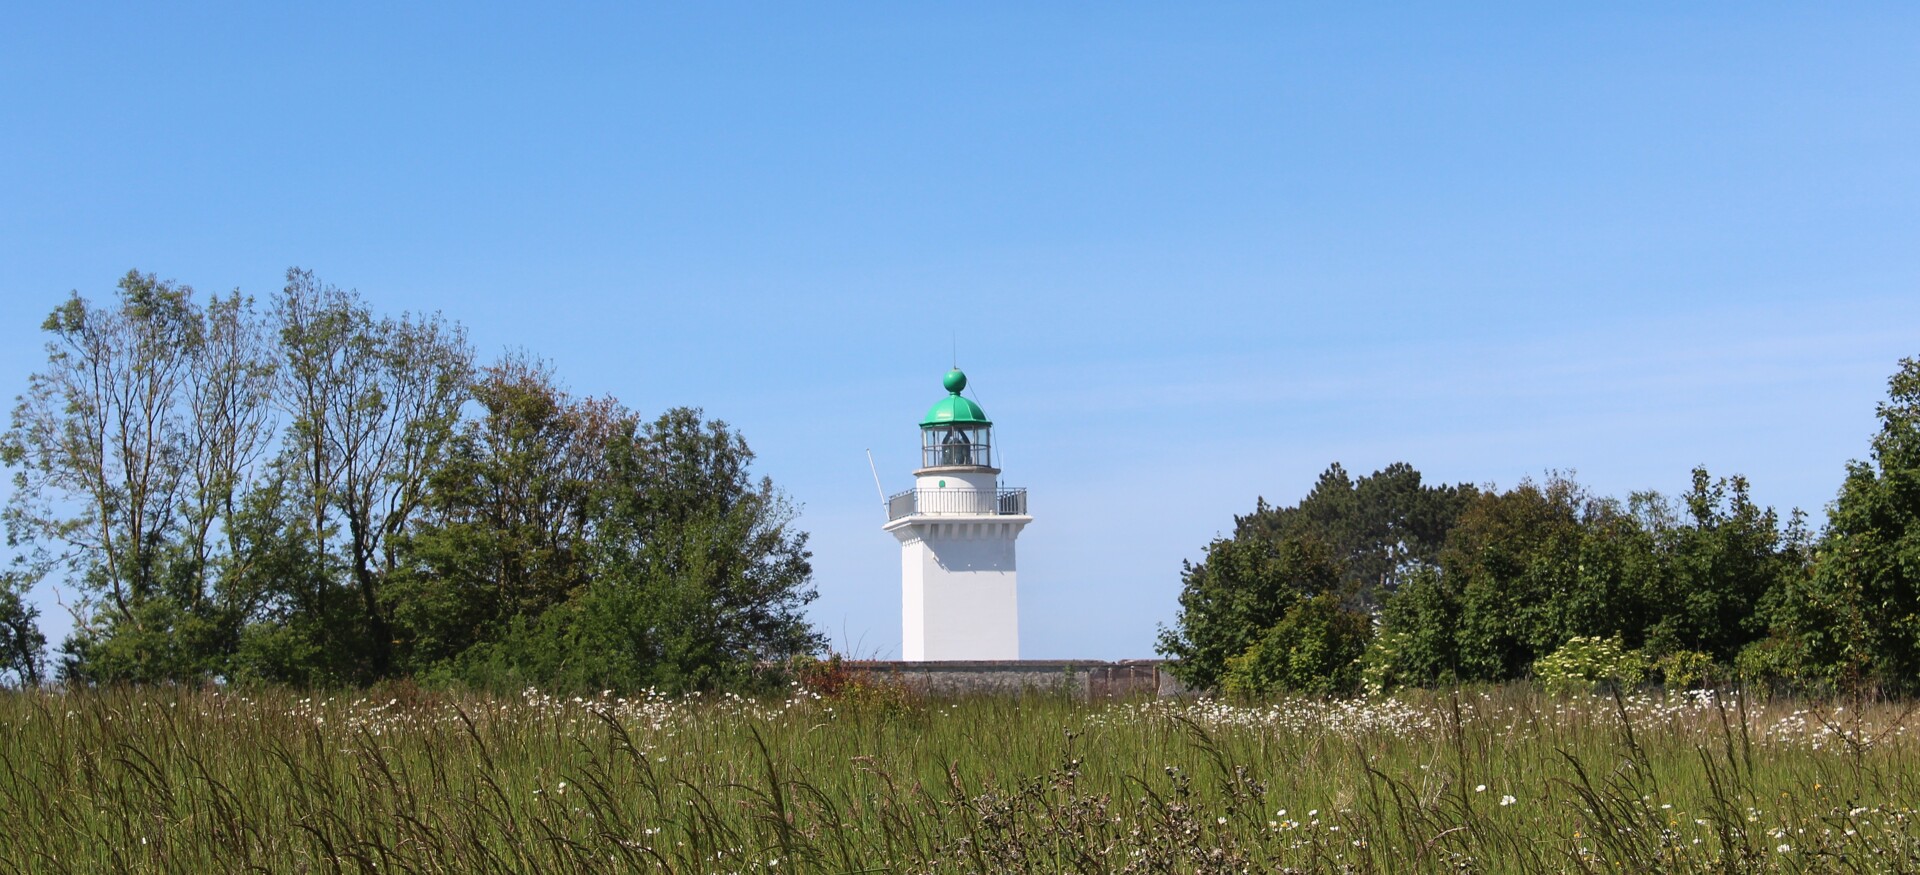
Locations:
2;683;1918;873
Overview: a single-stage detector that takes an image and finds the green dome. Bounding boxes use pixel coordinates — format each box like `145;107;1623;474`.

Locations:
921;369;991;427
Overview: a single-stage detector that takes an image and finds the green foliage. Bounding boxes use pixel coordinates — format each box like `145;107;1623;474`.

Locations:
1640;471;1809;662
2;269;823;693
1654;649;1716;690
1233;462;1480;601
1756;356;1920;693
1356;629;1407;696
1732;633;1836;694
1376;469;1812;691
3;274;198;678
218;466;376;687
58;596;236;685
1157;533;1343;690
0;581;44;687
1;272;281;684
446;565;758;695
383;355;612;671
1374;566;1459;687
265;268;473;681
417;407;821;695
1531;635;1649;695
1159;463;1475;691
1164;459;1821;696
1220;592;1370;697
1189;455;1827;697
1439;476;1662;681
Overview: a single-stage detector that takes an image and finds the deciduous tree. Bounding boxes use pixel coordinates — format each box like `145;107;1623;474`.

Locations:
386;354;624;671
1158;463;1476;691
446;408;823;693
268;269;471;678
1760;357;1920;692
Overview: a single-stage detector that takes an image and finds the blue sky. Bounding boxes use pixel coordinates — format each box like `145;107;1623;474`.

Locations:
3;5;1917;659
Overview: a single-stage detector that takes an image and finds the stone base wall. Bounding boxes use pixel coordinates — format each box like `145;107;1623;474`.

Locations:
844;659;1190;700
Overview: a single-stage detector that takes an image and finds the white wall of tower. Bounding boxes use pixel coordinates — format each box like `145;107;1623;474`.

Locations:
891;519;1024;660
913;469;998;491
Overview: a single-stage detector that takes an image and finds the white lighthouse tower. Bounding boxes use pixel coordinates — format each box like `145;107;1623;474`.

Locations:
883;369;1030;661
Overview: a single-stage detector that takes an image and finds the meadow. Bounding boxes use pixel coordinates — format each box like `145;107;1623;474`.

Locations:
1;682;1917;873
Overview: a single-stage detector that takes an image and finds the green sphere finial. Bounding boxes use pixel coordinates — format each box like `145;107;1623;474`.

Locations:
922;369;990;427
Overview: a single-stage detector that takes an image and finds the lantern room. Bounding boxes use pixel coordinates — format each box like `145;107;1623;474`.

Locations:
919;368;993;470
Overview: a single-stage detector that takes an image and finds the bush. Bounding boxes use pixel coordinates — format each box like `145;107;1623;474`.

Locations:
1653;649;1716;689
1357;629;1413;696
1219;593;1370;697
786;654;914;712
1734;634;1843;694
1531;635;1649;695
59;597;236;685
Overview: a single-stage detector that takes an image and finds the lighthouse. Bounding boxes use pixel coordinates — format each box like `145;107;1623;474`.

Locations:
883;369;1030;661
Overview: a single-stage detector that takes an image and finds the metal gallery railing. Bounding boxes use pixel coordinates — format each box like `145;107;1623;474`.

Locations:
887;487;1027;521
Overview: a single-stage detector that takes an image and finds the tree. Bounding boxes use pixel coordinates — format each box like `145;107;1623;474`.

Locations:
1376;565;1459;686
1392;475;1660;683
385;354;624;671
1376;470;1805;689
1428;477;1593;681
590;407;822;686
1486;478;1682;677
3;274;195;621
0;576;44;687
267;269;471;679
1221;591;1371;697
1640;469;1807;662
447;408;823;693
1157;533;1344;690
5;268;823;692
175;289;279;619
1;273;286;682
0;272;262;681
1761;357;1920;692
1157;463;1475;691
1234;463;1479;605
223;463;364;686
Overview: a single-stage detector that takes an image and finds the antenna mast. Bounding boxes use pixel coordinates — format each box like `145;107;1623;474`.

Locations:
865;449;888;519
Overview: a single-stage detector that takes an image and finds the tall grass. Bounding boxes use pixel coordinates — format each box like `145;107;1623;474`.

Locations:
2;683;1917;872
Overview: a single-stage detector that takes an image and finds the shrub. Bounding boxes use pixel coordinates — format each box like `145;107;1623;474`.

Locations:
1357;629;1413;696
1531;635;1649;695
1734;634;1842;694
1219;593;1370;697
1654;649;1716;689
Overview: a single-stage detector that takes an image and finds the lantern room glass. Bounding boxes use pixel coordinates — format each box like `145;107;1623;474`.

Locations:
921;424;993;468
